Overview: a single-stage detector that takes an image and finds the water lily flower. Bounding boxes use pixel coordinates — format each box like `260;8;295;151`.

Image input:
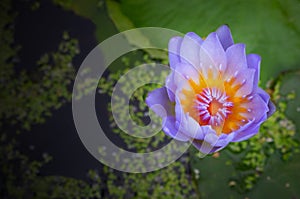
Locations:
146;25;275;154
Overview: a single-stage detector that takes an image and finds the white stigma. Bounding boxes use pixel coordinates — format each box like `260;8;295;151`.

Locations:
194;88;233;126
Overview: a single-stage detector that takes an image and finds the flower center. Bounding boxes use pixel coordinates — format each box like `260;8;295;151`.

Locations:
195;88;233;127
209;99;223;116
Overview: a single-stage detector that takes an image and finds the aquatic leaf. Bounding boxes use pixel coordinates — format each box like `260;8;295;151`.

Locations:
106;0;300;84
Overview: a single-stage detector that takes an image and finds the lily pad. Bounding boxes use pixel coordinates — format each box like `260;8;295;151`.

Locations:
191;150;300;199
106;0;300;85
248;152;300;198
279;70;300;133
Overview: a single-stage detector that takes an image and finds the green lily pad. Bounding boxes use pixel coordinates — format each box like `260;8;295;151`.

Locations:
248;152;300;198
106;0;300;85
191;150;300;199
276;70;300;153
279;70;300;133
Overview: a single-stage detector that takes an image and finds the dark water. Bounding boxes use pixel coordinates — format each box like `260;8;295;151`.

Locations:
13;0;109;180
14;0;97;72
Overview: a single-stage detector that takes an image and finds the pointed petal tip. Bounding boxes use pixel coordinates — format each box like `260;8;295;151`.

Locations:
217;24;231;33
169;36;182;43
247;53;261;84
179;32;202;67
168;36;183;51
146;87;174;118
226;43;246;53
216;24;234;50
145;88;157;106
185;32;203;43
168;36;183;69
247;53;261;62
199;31;227;69
267;100;276;118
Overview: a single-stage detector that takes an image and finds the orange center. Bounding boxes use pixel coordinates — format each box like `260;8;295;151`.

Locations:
180;70;251;135
208;99;223;116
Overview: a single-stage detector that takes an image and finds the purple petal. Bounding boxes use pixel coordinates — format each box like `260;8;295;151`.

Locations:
199;32;227;72
186;32;203;44
225;43;248;79
165;72;176;102
216;25;234;50
173;62;200;85
180;32;203;69
146;87;174;118
192;141;221;154
192;134;220;154
168;36;183;69
244;94;269;123
257;88;276;117
175;74;193;103
174;98;206;139
193;125;215;140
162;116;190;141
267;100;276;117
229;89;274;142
192;132;233;154
257;88;270;102
247;54;261;87
234;68;256;96
214;133;235;147
233;126;260;142
231;120;261;142
175;111;201;140
177;118;216;140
